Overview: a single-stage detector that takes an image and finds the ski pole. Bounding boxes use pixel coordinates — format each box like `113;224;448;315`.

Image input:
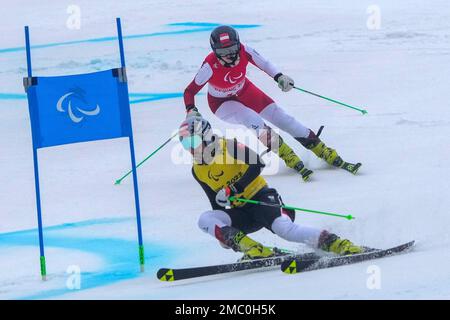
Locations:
292;86;368;115
228;196;355;220
115;132;178;185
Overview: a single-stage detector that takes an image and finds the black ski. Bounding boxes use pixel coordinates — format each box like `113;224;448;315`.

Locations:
157;241;414;281
281;240;415;274
157;252;319;282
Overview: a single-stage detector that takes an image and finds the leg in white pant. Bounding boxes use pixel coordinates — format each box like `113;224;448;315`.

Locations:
215;100;285;151
260;103;310;139
271;214;322;248
198;210;232;237
215;100;266;131
198;209;324;250
198;210;234;249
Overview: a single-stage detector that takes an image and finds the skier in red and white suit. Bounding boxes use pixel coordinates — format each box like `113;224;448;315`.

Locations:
184;26;360;180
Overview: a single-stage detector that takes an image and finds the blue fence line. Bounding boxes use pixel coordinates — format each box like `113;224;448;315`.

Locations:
0;217;177;300
0;93;27;100
0;22;260;54
0;21;256;105
0;92;201;104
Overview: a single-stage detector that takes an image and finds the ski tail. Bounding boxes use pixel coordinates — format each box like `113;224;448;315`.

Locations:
157;268;175;282
157;252;320;282
341;162;362;174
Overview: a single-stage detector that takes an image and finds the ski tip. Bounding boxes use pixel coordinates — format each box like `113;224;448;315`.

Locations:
398;240;415;249
157;268;175;282
407;240;416;248
281;260;298;275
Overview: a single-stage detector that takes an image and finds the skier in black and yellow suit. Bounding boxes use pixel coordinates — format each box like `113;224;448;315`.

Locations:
179;116;363;259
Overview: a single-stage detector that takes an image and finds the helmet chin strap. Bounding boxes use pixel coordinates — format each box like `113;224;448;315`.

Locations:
217;54;239;67
204;133;217;147
191;136;219;165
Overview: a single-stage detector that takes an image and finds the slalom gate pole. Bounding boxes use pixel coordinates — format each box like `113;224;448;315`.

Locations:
25;25;48;281
115;132;177;185
228;196;355;220
292;86;368;115
117;17;145;271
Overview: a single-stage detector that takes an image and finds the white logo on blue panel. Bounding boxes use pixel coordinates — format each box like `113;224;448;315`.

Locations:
56;91;100;123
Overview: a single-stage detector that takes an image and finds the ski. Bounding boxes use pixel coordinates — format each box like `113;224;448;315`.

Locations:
340;162;362;175
157;252;320;282
157;241;415;281
281;240;415;274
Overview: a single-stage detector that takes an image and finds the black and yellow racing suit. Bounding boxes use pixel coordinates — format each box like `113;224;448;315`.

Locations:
192;137;295;234
192;137;266;208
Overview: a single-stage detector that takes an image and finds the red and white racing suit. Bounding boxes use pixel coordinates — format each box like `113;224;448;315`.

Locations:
184;44;310;138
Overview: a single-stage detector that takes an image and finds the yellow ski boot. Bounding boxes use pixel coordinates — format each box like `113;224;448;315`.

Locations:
296;129;362;174
278;142;313;181
318;231;364;255
218;226;275;260
311;142;342;166
259;128;313;181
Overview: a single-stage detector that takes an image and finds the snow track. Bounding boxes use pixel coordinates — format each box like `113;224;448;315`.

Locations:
0;0;449;299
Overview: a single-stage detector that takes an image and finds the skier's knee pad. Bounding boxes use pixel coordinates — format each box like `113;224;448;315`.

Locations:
296;130;321;149
257;126;282;152
282;208;295;222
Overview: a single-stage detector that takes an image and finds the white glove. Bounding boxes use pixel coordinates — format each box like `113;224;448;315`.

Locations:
215;187;232;208
276;74;294;92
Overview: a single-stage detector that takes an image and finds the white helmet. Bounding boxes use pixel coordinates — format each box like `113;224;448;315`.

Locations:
178;116;213;150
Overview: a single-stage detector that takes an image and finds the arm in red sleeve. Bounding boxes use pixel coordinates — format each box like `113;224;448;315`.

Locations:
183;62;213;111
184;80;203;110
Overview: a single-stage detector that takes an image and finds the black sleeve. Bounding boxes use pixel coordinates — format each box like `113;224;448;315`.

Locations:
192;167;221;210
226;139;265;194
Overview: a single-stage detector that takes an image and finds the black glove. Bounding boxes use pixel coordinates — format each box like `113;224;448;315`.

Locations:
185;105;202;118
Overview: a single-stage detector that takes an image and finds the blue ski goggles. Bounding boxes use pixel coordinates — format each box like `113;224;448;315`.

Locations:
180;135;203;150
